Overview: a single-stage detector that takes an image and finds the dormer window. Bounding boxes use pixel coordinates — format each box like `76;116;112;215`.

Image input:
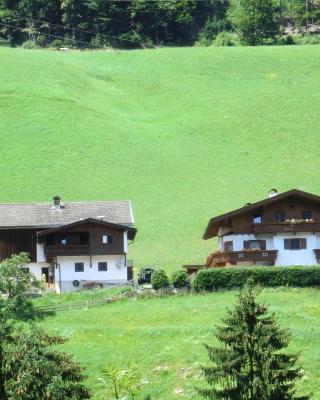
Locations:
253;213;262;224
302;211;312;220
275;212;285;223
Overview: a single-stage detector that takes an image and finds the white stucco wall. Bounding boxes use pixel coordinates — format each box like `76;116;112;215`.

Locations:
222;234;274;252
221;233;318;266
123;231;128;253
274;233;317;266
56;255;127;283
36;243;46;262
27;262;51;280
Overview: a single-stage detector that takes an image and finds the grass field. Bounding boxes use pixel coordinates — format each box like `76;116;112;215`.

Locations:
1;46;320;270
38;287;320;399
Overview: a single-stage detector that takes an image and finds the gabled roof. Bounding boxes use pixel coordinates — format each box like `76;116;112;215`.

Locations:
0;200;134;229
38;218;137;240
203;189;320;240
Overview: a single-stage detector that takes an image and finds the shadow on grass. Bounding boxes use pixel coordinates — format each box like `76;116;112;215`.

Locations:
12;300;55;321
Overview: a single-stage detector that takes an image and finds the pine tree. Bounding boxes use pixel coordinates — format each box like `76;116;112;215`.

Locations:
199;280;310;400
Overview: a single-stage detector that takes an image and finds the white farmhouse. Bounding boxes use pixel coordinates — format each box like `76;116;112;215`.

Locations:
0;196;137;292
201;189;320;269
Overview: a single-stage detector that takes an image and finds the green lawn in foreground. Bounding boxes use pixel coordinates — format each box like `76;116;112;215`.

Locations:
38;288;320;399
1;46;320;271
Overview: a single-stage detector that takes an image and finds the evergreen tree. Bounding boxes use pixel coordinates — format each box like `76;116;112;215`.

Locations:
199;280;310;400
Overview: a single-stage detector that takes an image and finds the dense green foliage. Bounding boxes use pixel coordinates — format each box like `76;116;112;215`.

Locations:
200;281;309;399
1;46;320;271
151;269;170;290
228;0;280;45
171;269;189;288
0;254;90;399
3;325;91;399
36;288;320;399
0;0;319;48
193;266;320;291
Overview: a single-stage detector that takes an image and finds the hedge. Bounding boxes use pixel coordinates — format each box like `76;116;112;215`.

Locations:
192;266;320;291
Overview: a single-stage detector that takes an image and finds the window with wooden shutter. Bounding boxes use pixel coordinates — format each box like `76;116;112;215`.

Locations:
284;238;307;250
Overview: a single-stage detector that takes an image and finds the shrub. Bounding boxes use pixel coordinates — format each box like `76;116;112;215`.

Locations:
151;269;170;290
21;40;39;49
293;33;320;45
193;266;320;292
212;31;240;46
171;269;189;289
49;39;64;49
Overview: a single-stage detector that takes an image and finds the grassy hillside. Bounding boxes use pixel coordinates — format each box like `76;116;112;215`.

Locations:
1;46;320;270
38;288;320;399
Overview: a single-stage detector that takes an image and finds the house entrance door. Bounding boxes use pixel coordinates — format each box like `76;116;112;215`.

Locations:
41;267;49;283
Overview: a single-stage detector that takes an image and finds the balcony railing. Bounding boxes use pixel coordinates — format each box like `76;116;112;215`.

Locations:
253;221;320;234
206;250;278;267
45;244;90;256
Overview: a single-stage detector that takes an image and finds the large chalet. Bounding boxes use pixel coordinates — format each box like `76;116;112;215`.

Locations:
0;196;137;292
203;189;320;268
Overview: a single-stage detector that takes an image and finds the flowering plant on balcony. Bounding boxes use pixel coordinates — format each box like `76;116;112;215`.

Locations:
284;218;314;226
241;248;262;252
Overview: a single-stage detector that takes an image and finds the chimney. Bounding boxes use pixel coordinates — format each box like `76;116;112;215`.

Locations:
52;196;64;209
268;188;278;198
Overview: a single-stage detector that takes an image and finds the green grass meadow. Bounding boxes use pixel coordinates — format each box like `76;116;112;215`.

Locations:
1;46;320;270
38;288;320;399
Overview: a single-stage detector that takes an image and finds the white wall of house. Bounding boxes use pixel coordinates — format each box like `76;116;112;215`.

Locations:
221;232;318;266
36;243;46;262
123;231;128;253
27;262;51;280
222;234;274;251
55;255;127;292
274;233;317;266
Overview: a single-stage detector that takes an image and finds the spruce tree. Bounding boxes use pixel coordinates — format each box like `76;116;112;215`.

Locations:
199;280;310;400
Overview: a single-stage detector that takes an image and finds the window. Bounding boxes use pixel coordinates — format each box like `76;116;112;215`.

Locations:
275;212;285;223
75;262;84;272
253;213;262;224
61;238;67;245
98;262;108;272
224;241;233;252
302;211;312;220
284;238;307;250
243;240;266;250
21;267;30;273
102;235;112;244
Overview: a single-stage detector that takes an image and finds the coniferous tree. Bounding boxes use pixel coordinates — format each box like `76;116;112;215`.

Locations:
199;280;310;400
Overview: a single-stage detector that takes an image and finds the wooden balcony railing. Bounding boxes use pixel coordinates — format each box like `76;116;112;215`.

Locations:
253;222;320;234
206;250;278;267
45;244;90;256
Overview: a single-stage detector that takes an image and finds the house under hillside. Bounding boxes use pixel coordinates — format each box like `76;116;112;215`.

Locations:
0;196;137;292
201;189;320;269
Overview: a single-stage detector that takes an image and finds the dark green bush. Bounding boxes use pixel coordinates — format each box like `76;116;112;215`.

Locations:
151;269;170;290
171;269;189;289
193;266;320;292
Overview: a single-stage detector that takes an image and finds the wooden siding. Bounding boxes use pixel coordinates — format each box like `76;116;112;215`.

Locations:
206;250;278;267
43;222;125;257
0;229;37;262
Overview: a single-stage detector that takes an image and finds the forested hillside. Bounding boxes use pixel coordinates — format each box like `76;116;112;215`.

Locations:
1;46;320;270
0;0;320;48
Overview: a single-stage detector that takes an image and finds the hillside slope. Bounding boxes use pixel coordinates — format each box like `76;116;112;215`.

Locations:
1;46;320;269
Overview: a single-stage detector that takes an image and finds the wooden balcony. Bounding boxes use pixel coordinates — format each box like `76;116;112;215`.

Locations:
206;250;278;267
44;244;90;256
253;222;320;234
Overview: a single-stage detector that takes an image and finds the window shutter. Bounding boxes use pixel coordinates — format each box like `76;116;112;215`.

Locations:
260;240;266;250
243;241;249;250
300;238;307;249
284;239;290;250
108;236;113;244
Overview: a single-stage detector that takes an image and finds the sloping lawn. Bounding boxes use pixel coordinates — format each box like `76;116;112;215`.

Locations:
1;46;320;270
38;287;320;399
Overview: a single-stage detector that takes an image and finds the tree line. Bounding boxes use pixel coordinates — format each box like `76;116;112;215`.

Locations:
0;0;320;49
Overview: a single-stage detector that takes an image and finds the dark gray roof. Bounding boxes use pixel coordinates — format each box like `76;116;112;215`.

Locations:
0;200;134;228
